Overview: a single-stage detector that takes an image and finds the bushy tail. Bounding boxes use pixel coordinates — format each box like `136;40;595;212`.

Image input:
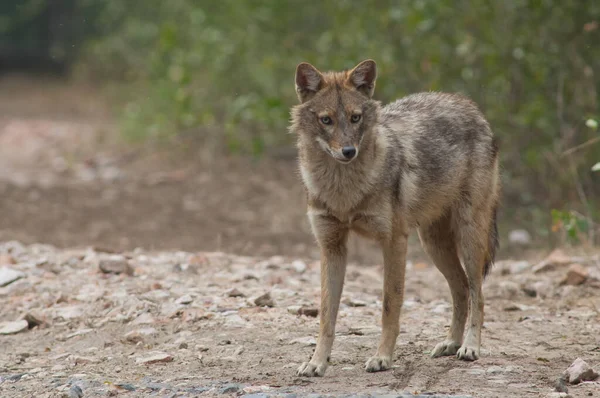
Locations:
483;204;499;279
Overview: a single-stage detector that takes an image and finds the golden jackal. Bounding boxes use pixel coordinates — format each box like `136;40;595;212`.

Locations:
290;60;500;377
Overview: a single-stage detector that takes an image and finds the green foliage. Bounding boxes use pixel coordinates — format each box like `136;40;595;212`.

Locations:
550;209;590;245
3;0;600;233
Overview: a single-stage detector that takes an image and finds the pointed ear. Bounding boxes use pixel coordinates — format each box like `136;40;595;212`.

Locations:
347;59;377;98
295;62;324;103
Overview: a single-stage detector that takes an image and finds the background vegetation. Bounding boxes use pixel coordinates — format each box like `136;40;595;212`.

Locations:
1;0;599;244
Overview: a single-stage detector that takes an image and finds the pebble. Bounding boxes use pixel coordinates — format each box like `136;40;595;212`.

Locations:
24;311;46;328
131;312;155;325
561;264;588;286
55;305;84;320
533;249;573;273
71;355;100;365
563;357;599;384
175;294;193;305
99;258;134;276
0;320;29;335
292;260;307;273
0;266;25;287
343;298;367;307
298;307;319;317
554;376;568;393
135;352;174;365
124;327;158;343
290;336;317;346
65;385;83;398
227;288;245;297
509;260;532;274
287;305;301;315
0;254;16;265
220;383;243;394
254;292;275;307
509;229;531;245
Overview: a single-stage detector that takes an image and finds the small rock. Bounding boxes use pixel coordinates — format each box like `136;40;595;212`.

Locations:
0;320;29;335
290;336;317;346
522;286;537;298
504;303;524;312
0;266;25;287
55;305;84;320
509;260;532;274
131;312;155;325
546;393;571;398
343;298;367;307
509;229;531;245
23;311;46;328
65;328;94;339
99;258;134;276
124;327;158;343
66;385;83;398
114;382;136;391
0;254;16;265
298;307;319;317
533;249;574;273
554;375;568;393
561;264;588;286
71;355;100;364
563;357;599;384
254;292;275;307
179;342;188;349
220;383;243;394
135;352;173;365
234;346;245;355
498;280;520;297
227;288;245;298
292;260;307;273
287;305;301;315
176;294;193;305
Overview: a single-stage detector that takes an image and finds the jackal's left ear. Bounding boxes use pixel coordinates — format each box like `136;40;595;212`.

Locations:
348;59;377;98
295;62;324;103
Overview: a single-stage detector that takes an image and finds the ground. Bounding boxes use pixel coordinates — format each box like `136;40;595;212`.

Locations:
0;74;599;397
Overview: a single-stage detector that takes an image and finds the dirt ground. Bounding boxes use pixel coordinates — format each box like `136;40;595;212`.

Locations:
0;75;599;398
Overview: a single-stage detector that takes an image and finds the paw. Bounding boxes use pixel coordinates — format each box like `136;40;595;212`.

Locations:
296;361;327;377
456;345;479;361
431;340;461;358
365;355;392;373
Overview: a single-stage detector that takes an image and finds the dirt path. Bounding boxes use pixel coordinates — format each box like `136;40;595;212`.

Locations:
0;242;599;397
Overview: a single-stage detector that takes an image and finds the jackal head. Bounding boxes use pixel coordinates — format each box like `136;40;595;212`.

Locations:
291;60;380;164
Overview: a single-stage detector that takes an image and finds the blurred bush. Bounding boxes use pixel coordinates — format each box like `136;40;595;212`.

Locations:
2;0;600;237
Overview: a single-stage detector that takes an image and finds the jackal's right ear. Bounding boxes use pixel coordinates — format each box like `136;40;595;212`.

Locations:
295;62;323;103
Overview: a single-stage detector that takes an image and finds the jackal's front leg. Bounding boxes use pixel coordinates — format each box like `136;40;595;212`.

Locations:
365;233;407;372
297;215;348;377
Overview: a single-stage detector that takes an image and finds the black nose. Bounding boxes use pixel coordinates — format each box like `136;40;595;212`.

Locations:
342;146;357;159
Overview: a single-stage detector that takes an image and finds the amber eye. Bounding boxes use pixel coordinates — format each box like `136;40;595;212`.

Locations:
320;116;332;125
351;114;362;123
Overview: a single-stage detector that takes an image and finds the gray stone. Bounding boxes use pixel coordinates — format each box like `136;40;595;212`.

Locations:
220;383;243;394
176;294;193;305
564;357;599;384
0;266;25;287
66;385;83;398
0;320;29;335
254;292;275;307
509;229;531;245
